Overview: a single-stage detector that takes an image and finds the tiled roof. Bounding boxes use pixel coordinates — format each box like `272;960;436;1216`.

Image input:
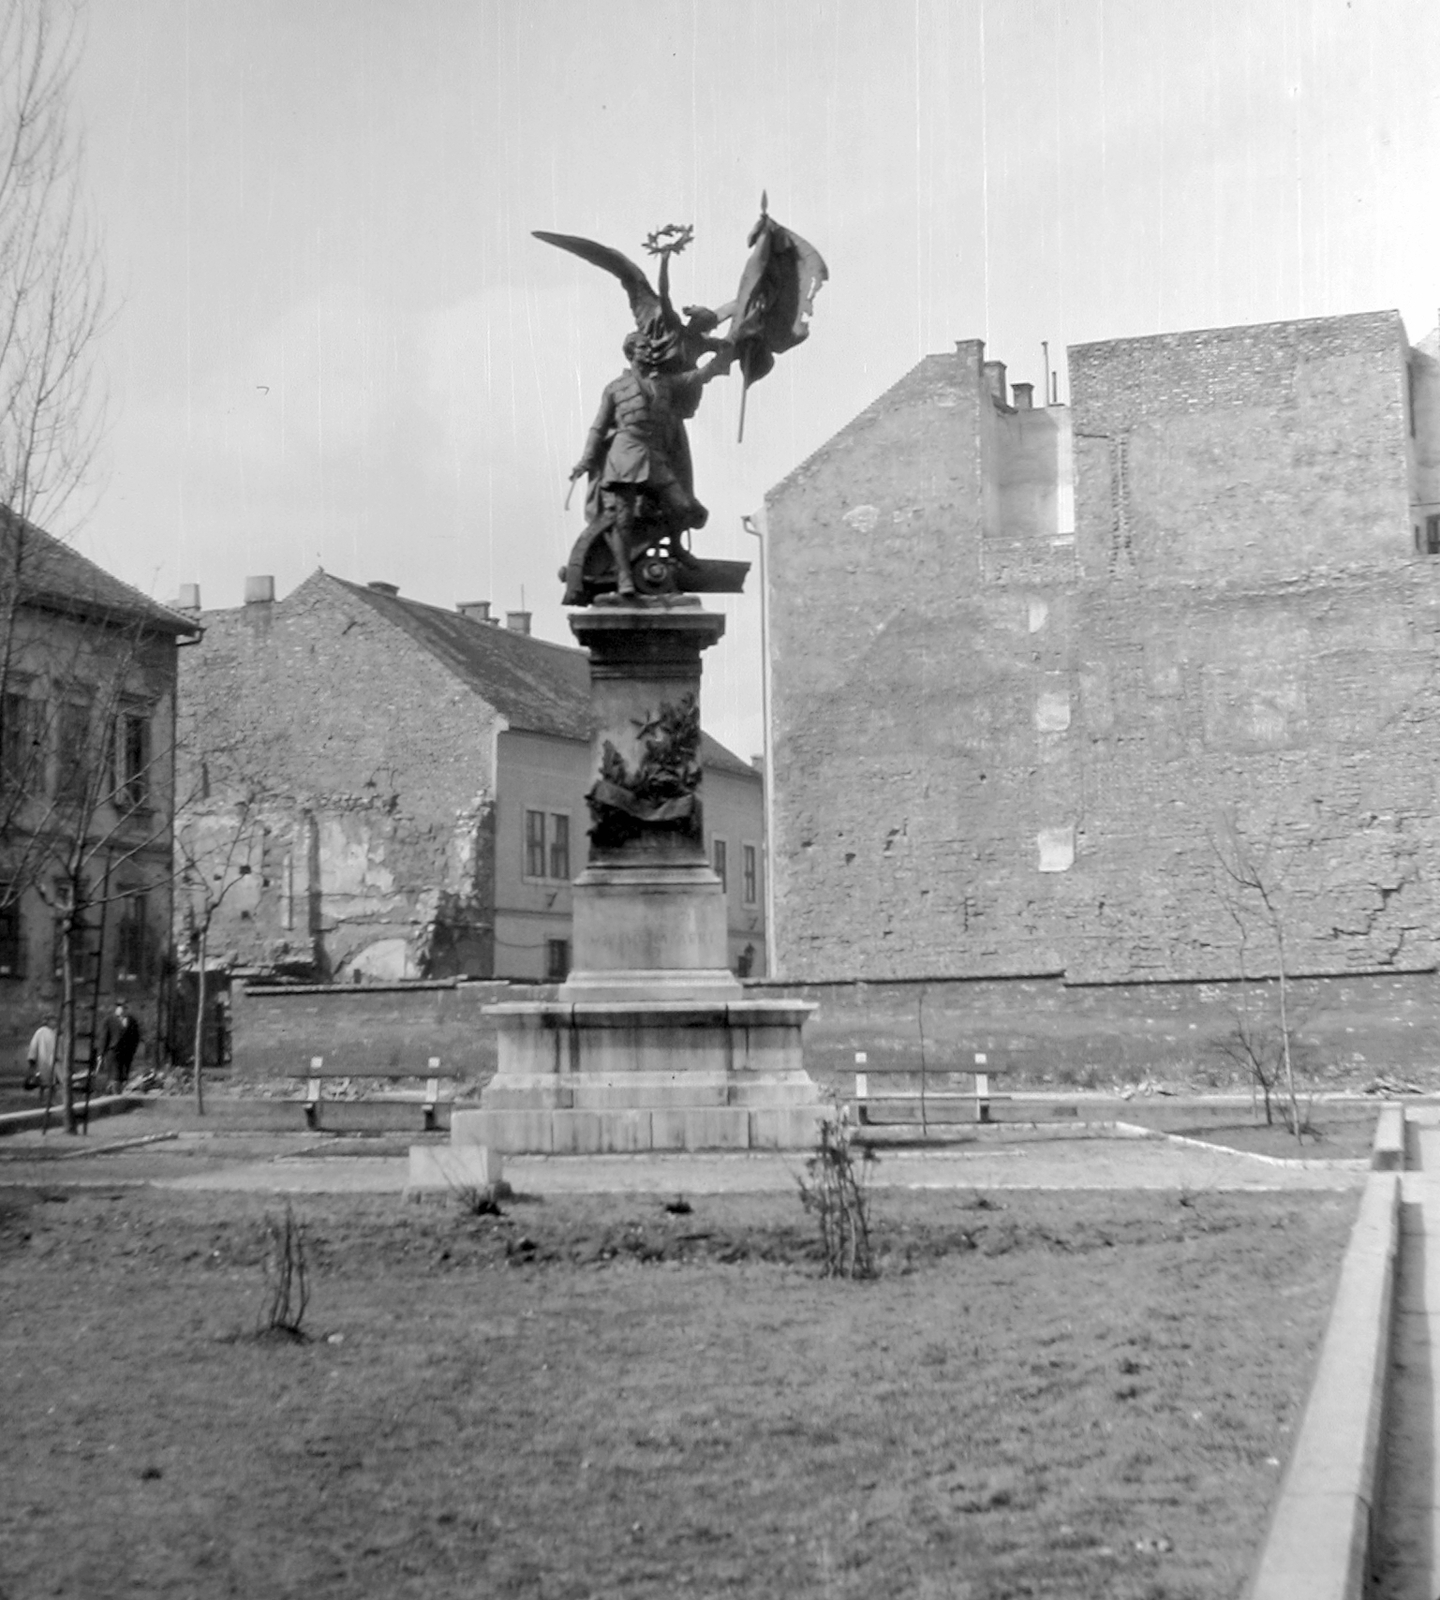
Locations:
329;576;758;777
3;508;199;636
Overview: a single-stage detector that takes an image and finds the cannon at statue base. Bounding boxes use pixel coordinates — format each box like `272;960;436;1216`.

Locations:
560;518;748;607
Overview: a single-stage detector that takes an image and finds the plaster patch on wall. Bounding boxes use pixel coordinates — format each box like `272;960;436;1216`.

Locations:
842;504;881;534
1028;598;1049;633
932;388;960;408
1037;825;1076;872
345;937;414;981
1035;690;1072;732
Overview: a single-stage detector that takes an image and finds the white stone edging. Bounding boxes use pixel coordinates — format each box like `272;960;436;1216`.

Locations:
1244;1167;1400;1600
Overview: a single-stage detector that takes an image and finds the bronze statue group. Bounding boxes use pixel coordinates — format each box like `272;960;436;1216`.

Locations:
539;203;826;605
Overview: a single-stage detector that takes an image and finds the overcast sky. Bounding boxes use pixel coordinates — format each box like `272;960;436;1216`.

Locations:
63;0;1440;760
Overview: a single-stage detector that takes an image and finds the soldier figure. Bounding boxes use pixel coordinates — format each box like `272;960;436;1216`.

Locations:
568;332;732;599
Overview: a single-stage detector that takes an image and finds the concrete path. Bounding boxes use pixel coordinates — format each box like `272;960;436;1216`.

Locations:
1374;1108;1440;1599
0;1125;1368;1193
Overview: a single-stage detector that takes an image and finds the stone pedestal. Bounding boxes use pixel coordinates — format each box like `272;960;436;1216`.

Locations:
460;596;824;1154
453;997;822;1154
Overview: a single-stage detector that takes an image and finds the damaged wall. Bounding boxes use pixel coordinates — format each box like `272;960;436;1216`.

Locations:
177;574;500;980
767;310;1440;987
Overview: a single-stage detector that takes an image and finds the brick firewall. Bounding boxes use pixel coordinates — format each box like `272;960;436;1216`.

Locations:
766;311;1440;987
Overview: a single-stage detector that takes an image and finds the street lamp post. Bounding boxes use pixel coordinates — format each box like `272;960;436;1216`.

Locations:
742;511;777;978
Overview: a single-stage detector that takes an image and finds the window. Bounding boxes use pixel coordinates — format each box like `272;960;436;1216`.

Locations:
1428;515;1440;556
120;713;150;809
56;701;91;801
549;813;570;880
0;695;37;794
524;809;546;878
545;938;571;981
0;895;21;977
712;838;727;891
114;894;149;984
742;844;758;905
524;809;571;880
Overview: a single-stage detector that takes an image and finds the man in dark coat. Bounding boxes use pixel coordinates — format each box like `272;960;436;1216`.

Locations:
100;1000;141;1092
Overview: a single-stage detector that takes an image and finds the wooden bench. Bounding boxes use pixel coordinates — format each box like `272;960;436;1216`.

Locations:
852;1052;1011;1125
291;1056;458;1131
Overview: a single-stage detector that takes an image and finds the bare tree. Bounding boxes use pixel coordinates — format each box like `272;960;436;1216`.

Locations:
174;772;270;1115
1210;814;1306;1148
0;3;160;1133
0;0;107;725
0;0;106;532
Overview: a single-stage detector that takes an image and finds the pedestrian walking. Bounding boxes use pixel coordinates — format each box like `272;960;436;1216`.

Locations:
23;1017;57;1092
99;1000;141;1092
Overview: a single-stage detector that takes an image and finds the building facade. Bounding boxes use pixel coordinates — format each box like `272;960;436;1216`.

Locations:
178;571;765;984
765;309;1440;988
0;513;197;1075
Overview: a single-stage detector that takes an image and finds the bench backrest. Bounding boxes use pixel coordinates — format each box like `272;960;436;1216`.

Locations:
852;1051;999;1082
290;1056;462;1081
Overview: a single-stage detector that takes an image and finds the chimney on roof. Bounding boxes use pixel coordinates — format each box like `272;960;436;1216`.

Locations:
982;360;1008;407
367;581;399;596
244;576;275;605
177;582;201;612
1011;381;1034;411
457;601;493;623
505;610;532;636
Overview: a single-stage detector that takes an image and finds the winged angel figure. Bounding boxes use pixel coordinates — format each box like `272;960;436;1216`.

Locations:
538;202;826;605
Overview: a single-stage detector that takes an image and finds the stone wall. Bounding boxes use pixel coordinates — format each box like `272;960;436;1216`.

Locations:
227;978;556;1083
765;312;1440;990
179;575;503;980
1070;312;1411;582
754;972;1440;1093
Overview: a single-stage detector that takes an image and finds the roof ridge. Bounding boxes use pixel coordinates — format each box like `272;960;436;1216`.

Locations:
3;507;200;635
329;575;584;659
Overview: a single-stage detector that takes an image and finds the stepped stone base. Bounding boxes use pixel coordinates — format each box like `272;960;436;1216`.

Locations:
453;997;825;1154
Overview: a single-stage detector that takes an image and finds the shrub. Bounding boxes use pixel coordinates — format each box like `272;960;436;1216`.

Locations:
258;1203;309;1339
797;1106;877;1279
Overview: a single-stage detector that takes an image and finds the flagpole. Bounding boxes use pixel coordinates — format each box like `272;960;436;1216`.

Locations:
736;381;748;444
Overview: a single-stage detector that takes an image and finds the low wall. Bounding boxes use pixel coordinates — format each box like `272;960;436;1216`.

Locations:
750;970;1440;1092
229;969;1440;1094
229;980;557;1084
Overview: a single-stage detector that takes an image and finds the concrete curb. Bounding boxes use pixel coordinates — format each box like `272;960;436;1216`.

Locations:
0;1094;144;1137
1112;1121;1371;1171
1244;1167;1400;1600
1371;1102;1405;1170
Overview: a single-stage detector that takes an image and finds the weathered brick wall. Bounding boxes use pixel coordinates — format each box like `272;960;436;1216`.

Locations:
179;575;502;978
766;313;1440;990
1068;568;1440;981
755;972;1440;1092
767;345;1081;981
1070;312;1411;583
1065;313;1437;982
227;978;557;1083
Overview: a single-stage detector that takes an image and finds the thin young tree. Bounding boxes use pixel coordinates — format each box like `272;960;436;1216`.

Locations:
1210;814;1305;1148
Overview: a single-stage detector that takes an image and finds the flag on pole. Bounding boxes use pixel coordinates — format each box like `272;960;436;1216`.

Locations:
727;198;828;439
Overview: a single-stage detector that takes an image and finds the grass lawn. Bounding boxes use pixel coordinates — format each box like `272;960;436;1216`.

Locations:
0;1183;1357;1600
1098;1099;1380;1161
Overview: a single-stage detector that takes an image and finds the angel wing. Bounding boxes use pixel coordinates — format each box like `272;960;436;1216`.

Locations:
533;231;671;342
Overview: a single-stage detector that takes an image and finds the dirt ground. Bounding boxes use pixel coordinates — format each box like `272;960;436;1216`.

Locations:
0;1181;1357;1600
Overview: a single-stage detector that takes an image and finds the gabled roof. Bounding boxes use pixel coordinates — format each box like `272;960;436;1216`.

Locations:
3;508;200;637
325;574;758;777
